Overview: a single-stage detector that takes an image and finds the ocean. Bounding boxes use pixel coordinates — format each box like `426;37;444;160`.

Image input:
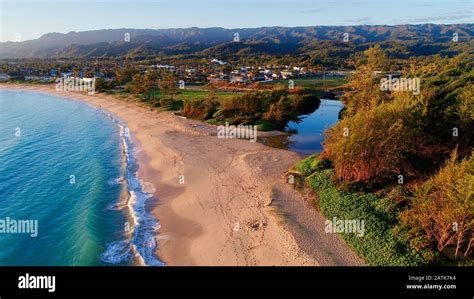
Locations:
0;89;162;266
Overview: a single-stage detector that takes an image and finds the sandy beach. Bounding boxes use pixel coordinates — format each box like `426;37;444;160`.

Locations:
0;83;363;266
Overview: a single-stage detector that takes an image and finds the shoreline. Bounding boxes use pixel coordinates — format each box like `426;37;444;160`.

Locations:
0;83;364;266
0;87;161;266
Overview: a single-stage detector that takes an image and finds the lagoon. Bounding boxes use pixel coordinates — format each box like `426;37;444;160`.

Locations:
260;99;343;154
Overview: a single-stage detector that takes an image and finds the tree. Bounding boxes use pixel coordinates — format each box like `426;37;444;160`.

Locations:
400;149;474;260
158;71;178;100
322;101;420;184
143;70;159;102
115;63;137;85
129;70;159;102
94;77;106;92
323;53;474;186
129;73;145;96
342;45;391;117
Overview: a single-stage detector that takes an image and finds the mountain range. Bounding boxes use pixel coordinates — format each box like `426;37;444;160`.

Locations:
0;25;472;60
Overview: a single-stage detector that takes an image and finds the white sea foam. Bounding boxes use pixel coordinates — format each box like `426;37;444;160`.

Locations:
54;96;164;266
99;114;164;266
107;177;126;186
100;240;133;264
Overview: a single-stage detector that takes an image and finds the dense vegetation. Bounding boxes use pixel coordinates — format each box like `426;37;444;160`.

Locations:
298;156;426;265
294;47;473;265
112;64;321;130
399;150;473;263
324;47;473;184
180;87;320;130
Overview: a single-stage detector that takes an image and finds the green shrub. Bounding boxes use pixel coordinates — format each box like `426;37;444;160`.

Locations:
256;120;276;131
326;53;473;186
323;101;422;184
295;154;332;176
295;154;318;176
159;97;174;107
220;89;321;130
206;119;218;125
306;170;426;266
400;149;474;261
182;98;219;120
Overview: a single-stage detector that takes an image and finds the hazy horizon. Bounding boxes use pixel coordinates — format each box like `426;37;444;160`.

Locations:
1;0;473;42
3;23;474;44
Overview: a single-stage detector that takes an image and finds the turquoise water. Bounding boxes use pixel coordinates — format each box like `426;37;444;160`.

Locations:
0;89;160;266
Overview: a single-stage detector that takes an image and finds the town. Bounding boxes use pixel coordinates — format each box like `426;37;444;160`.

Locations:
0;58;351;89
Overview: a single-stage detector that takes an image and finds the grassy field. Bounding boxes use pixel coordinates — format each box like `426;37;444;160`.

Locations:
171;78;347;103
106;88;237;103
262;76;347;89
169;89;237;102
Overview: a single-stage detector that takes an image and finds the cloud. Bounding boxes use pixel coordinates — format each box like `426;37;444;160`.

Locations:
343;17;374;25
300;7;326;14
407;13;474;24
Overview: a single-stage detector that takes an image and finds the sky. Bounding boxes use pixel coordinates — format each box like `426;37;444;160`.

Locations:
0;0;473;42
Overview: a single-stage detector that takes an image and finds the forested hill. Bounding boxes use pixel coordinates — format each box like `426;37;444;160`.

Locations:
1;24;472;64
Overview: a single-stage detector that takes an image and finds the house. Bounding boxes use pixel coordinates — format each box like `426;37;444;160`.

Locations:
211;59;227;66
151;64;176;72
252;73;266;81
207;74;227;83
230;74;249;83
20;67;34;74
280;71;293;79
0;73;10;81
264;75;273;81
208;77;226;83
24;75;54;82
